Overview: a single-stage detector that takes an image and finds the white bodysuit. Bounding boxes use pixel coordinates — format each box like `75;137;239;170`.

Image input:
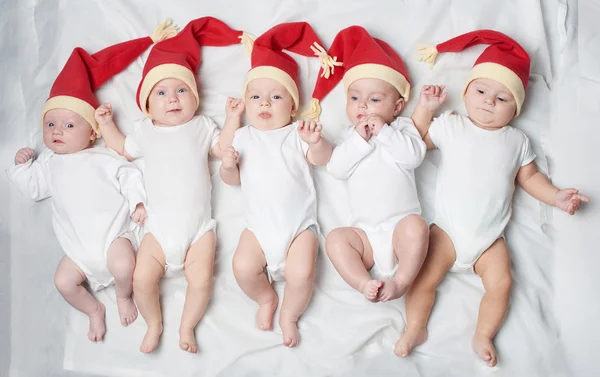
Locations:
328;117;426;278
428;110;536;272
6;147;146;290
233;121;318;281
125;115;220;273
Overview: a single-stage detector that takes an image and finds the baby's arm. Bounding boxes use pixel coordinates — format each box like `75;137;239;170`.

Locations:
219;146;241;185
212;97;244;159
411;85;447;150
115;160;148;223
375;118;427;170
297;120;333;166
517;162;590;215
327;128;374;180
7;148;51;201
95;103;134;161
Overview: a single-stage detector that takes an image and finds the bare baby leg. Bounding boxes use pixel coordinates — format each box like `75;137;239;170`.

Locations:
326;227;381;302
378;214;429;302
178;230;216;354
106;237;138;326
232;229;278;331
54;255;106;342
279;229;318;347
133;233;165;353
394;225;454;357
471;238;512;367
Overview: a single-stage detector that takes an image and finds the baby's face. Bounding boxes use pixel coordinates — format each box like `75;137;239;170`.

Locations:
464;78;517;130
43;109;95;154
346;78;404;126
148;78;196;126
245;78;295;131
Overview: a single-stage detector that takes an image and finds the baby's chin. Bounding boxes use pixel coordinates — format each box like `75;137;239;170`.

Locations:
45;141;93;155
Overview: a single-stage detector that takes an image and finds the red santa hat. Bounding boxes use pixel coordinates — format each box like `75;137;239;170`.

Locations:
137;16;254;116
417;29;530;116
42;19;178;137
243;22;336;111
303;25;410;121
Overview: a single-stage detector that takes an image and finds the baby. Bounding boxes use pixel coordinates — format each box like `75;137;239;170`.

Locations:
219;22;335;348
396;30;590;366
6;23;176;341
99;17;253;353
305;26;429;303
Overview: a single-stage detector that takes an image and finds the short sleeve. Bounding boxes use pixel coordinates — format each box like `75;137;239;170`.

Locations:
201;116;221;149
294;122;311;157
232;126;246;151
427;110;455;149
124;120;145;159
519;133;536;166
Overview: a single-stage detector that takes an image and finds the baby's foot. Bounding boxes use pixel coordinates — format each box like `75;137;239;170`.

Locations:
279;318;300;348
179;326;198;354
394;327;427;357
359;280;382;302
87;302;106;342
256;295;278;331
116;297;138;326
472;334;497;367
140;323;163;353
377;276;409;302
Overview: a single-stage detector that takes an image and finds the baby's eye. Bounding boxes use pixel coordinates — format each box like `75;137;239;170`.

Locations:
47;122;55;128
251;95;260;100
497;97;506;102
350;96;358;101
177;88;186;94
272;95;282;100
477;89;485;94
370;98;381;103
157;90;165;96
65;123;74;129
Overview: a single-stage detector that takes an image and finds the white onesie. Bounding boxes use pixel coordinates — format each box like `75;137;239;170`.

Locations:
327;117;426;278
428;110;536;272
233;121;318;281
6;147;146;290
125;115;220;273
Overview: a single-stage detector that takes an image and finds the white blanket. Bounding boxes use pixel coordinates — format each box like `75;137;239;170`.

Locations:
1;0;596;376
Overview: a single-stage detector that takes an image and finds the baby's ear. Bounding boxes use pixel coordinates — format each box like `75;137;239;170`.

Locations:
393;97;406;116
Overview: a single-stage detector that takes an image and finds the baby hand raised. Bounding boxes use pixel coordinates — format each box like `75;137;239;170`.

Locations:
222;146;239;170
553;188;590;215
94;102;114;127
419;85;447;111
298;120;323;145
355;120;372;142
131;203;148;224
364;115;386;136
14;147;35;165
225;97;245;118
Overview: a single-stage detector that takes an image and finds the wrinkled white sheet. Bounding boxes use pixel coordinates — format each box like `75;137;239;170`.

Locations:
1;0;596;376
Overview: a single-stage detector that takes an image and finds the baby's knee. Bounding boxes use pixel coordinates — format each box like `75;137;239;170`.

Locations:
109;256;135;280
133;266;160;289
232;252;261;279
285;264;315;287
54;270;77;295
325;228;348;255
395;215;429;242
488;275;512;295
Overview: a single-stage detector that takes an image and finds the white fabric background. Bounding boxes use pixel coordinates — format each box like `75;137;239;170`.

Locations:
0;0;597;376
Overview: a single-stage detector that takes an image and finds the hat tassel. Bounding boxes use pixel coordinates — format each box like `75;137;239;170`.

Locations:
416;44;439;69
240;32;256;57
310;42;343;79
150;19;179;43
301;98;321;121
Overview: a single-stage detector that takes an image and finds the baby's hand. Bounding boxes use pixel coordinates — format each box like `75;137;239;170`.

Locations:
553;188;590;215
225;97;245;118
14;148;35;165
222;146;239;171
95;102;114;127
131;202;148;224
355;121;372;142
419;85;447;111
364;115;386;136
298;120;323;145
